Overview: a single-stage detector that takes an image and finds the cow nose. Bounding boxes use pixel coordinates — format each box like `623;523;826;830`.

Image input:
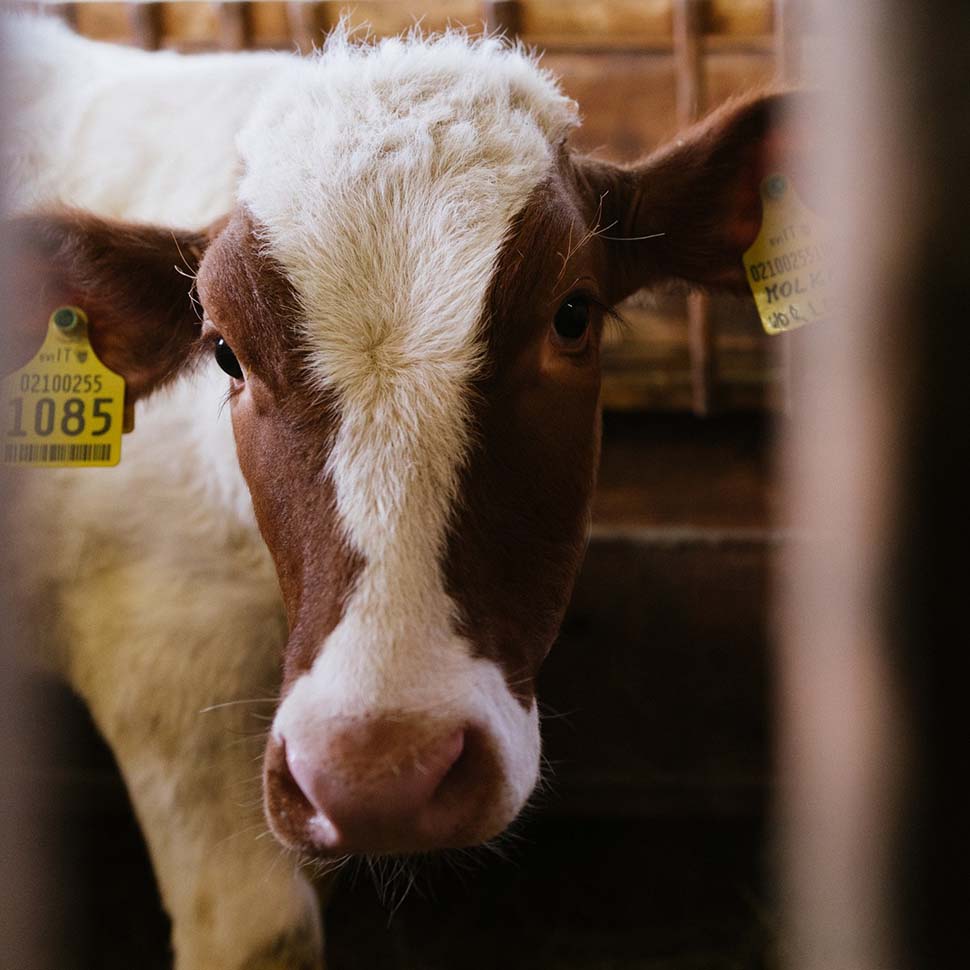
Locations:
282;720;466;852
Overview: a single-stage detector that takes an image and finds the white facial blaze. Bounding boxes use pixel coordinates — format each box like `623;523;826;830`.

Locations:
240;28;577;822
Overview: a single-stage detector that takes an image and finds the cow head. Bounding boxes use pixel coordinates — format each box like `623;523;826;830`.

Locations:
11;31;802;859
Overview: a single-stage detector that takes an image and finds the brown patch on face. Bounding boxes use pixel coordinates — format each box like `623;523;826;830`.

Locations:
197;210;363;689
444;154;608;706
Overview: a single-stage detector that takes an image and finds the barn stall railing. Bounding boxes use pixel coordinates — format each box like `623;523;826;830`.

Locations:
11;0;820;416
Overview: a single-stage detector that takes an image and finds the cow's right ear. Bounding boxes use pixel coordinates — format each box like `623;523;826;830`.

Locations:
574;91;814;303
5;210;213;401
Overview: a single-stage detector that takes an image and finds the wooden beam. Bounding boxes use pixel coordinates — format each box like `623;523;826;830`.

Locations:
673;0;716;416
483;1;521;38
126;1;162;51
217;1;250;52
673;0;704;128
287;1;324;54
773;0;803;413
49;2;78;29
773;0;803;83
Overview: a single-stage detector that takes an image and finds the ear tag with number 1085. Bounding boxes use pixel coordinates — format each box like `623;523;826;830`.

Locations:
2;307;127;468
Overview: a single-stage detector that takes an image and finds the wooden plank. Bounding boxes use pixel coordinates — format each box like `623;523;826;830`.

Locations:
773;0;803;81
548;52;678;162
59;0;78;27
482;0;520;36
25;2;786;50
518;0;672;40
705;48;776;103
126;1;162;49
286;0;325;53
157;2;220;50
673;0;716;416
318;1;482;37
216;1;250;50
552;45;775;164
773;0;797;413
497;33;777;54
686;294;716;415
600;289;778;413
673;0;704;124
709;0;773;35
592;412;778;528
246;1;291;47
72;1;131;42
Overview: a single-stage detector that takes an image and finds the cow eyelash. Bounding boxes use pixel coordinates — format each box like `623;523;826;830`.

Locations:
552;285;620;323
598;298;630;342
570;290;628;340
556;290;624;337
198;324;221;352
583;293;623;325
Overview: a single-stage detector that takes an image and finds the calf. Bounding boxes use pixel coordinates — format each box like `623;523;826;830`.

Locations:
2;14;800;970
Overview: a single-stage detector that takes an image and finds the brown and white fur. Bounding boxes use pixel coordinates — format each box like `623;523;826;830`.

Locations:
1;13;803;970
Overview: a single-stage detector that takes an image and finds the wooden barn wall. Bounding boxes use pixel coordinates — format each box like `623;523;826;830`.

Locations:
12;0;822;414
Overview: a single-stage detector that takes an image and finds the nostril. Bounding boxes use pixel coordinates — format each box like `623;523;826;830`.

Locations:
424;727;465;787
428;725;483;809
284;741;323;813
275;740;341;848
271;741;311;811
268;722;486;854
263;739;325;846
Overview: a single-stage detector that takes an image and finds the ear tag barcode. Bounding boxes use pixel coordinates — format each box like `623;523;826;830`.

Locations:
2;307;126;467
743;174;830;335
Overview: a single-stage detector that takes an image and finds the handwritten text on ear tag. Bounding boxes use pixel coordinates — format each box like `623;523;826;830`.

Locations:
743;174;830;335
2;307;126;467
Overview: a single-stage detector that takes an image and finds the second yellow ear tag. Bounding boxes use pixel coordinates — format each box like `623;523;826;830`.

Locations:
2;307;126;468
743;174;830;335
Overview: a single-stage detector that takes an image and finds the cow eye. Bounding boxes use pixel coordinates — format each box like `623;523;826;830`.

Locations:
214;337;244;380
553;296;591;344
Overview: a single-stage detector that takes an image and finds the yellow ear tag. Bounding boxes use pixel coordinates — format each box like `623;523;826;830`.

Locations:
743;174;830;335
2;307;127;467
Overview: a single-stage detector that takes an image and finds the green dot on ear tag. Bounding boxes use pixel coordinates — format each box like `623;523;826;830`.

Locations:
764;174;788;201
52;306;86;333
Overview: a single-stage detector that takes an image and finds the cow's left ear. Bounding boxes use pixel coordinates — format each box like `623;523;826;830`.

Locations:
575;91;813;303
5;210;213;401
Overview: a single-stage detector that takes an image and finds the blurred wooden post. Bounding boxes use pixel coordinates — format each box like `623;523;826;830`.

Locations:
773;0;801;412
1;22;56;969
50;2;78;28
217;1;250;51
483;1;521;37
126;1;162;51
287;1;325;54
778;1;962;967
673;0;715;416
774;0;803;82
